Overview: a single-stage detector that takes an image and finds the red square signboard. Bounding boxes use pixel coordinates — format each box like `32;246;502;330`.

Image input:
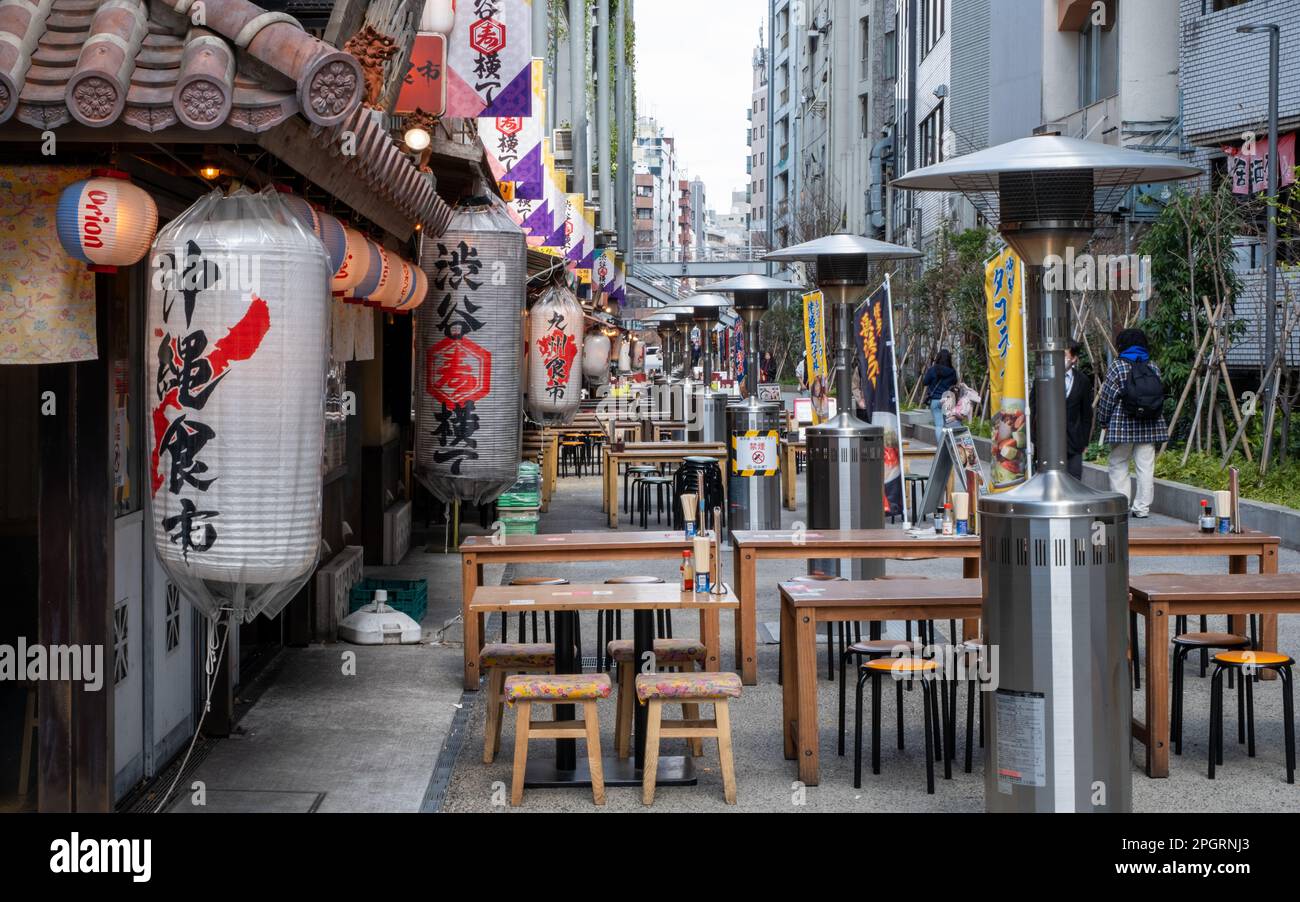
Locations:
396;34;447;116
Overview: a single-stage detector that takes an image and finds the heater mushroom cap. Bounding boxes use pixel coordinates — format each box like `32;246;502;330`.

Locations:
764;232;921;263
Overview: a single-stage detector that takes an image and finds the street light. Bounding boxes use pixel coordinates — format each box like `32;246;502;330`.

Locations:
893;133;1199;813
1237;23;1281;434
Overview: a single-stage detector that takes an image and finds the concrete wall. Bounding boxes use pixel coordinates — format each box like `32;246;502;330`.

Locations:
988;0;1043;145
901;410;1300;551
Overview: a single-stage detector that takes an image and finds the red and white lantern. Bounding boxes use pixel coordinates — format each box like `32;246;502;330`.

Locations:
56;169;158;272
146;189;331;622
526;283;583;425
332;226;369;297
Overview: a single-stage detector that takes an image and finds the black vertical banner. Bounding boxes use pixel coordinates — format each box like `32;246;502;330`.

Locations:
856;282;904;519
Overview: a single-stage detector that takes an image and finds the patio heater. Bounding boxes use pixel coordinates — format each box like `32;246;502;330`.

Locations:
684;295;733;444
764;235;920;579
710;275;804;534
893;133;1199;813
645;307;692;421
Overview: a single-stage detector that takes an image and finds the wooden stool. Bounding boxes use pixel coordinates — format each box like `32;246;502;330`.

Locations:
1208;650;1296;784
636;671;742;805
504;673;612;806
480;643;555;763
608;637;707;758
856;657;944;794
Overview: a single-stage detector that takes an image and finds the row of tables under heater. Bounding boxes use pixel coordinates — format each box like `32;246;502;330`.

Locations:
459;527;1280;691
778;569;1300;786
470;582;738;787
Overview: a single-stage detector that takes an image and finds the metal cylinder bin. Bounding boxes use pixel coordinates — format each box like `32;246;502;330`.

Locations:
979;471;1130;811
726;400;782;533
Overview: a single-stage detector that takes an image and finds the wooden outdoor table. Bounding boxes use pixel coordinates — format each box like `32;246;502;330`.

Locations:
733;529;983;685
603;445;728;529
471;582;738;787
779;578;982;785
651;420;687;442
1129;570;1297;779
731;525;1279;687
459;531;711;689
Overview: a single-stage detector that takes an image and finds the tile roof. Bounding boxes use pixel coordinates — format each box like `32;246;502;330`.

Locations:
0;0;363;133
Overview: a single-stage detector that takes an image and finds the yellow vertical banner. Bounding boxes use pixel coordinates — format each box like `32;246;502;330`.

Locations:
802;290;830;424
984;247;1031;491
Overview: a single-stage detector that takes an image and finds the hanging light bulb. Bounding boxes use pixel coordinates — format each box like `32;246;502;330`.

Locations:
199;165;221;181
404;125;432;152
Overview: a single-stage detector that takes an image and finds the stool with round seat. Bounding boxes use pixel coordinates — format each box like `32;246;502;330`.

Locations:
634;474;675;528
480;642;556;764
503;577;568;644
1208;650;1295;784
624;465;658;514
856;656;945;794
838;638;916;756
560;440;585;477
595;579;665;670
1172;630;1250;756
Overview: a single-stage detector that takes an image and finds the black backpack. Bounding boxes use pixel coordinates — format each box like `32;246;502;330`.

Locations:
1120;359;1164;420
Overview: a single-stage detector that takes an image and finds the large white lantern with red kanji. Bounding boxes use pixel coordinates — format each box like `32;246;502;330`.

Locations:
56;169;158;272
145;188;331;623
414;197;524;505
526;283;584;425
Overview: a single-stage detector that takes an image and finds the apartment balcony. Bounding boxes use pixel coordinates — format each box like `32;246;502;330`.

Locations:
1050;94;1121;147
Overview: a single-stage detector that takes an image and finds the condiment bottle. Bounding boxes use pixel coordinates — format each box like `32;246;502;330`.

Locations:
681;549;694;592
942;503;955;536
1199;499;1216;533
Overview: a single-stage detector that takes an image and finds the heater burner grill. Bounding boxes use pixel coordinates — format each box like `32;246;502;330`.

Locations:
999;170;1094;223
816;256;874;283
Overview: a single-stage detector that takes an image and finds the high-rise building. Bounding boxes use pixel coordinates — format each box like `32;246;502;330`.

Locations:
633;115;680;259
749;33;770;249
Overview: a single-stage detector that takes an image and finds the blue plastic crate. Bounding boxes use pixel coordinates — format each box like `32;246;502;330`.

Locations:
349;577;428;623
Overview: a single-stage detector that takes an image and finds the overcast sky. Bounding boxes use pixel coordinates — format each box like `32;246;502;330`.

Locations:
635;0;767;213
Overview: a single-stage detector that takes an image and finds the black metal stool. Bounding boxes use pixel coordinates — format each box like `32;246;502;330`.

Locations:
504;577;566;642
856;656;945;794
636;475;674;528
1172;629;1250;756
1208;649;1295;784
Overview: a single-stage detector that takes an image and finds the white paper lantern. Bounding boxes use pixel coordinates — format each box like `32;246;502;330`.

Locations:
146;189;331;622
350;239;388;306
419;0;456;34
582;332;611;378
370;247;405;309
617;337;632;372
415;197;525;505
526;283;583;425
57;170;158;272
395;261;429;312
332;226;369;297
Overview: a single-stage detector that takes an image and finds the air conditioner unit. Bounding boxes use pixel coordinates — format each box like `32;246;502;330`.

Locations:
553;127;573;162
313;545;365;642
810;99;827;117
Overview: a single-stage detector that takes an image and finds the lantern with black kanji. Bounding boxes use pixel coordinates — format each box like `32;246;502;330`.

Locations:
145;188;331;623
56;169;158;272
415;197;525;505
526;283;583;425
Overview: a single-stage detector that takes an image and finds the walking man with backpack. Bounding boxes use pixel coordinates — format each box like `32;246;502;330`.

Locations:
1094;328;1167;518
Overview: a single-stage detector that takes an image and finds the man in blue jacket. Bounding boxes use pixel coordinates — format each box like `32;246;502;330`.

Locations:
1094;329;1168;518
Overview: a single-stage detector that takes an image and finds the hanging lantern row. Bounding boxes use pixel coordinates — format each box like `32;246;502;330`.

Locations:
56;169;159;273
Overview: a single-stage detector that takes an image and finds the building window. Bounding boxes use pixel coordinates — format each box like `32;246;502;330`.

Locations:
860;16;870;79
921;0;945;56
1078;17;1118;106
1210;0;1253;10
883;27;897;80
860;93;871;139
919;102;944;167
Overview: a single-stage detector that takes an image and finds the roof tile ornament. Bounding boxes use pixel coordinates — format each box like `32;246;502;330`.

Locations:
341;25;398;108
